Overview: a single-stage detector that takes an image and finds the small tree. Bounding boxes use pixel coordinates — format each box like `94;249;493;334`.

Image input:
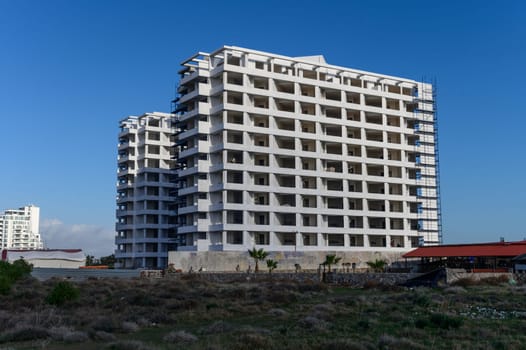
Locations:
266;259;278;274
323;254;342;273
366;259;387;273
100;254;116;268
9;258;32;280
85;255;95;266
0;259;32;294
248;248;269;273
46;281;80;306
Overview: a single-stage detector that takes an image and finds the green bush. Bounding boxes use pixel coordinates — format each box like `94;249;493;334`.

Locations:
0;275;11;295
429;313;463;329
0;259;32;294
46;281;80;306
356;319;370;330
413;293;431;307
9;259;32;280
415;313;463;329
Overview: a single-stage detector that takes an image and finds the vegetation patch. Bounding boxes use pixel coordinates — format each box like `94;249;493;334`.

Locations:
46;280;80;306
0;259;32;295
0;274;525;349
415;313;463;329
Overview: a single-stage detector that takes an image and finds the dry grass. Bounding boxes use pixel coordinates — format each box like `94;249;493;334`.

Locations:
0;275;525;349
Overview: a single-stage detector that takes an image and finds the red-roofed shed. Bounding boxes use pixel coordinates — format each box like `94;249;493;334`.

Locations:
403;241;526;258
403;241;526;273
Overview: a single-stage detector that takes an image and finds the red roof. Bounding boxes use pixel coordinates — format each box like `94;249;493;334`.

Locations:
403;241;526;258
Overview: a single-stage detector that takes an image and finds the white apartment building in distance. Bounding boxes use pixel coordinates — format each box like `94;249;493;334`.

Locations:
172;46;441;258
115;112;178;269
0;205;43;250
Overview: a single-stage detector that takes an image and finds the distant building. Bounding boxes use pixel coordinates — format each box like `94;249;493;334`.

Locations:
0;205;43;250
1;249;86;268
115;112;178;269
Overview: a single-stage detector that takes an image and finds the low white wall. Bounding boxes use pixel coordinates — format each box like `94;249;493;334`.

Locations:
27;259;85;269
168;250;408;272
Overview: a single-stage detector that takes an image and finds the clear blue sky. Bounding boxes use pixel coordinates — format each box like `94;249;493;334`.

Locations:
0;0;524;256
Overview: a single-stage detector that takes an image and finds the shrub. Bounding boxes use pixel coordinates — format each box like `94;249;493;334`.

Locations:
356;319;370;330
0;259;32;295
121;321;139;333
479;275;510;286
316;338;373;350
378;334;426;350
416;313;463;329
232;333;271;349
0;326;49;343
451;278;478;287
9;259;32;280
163;330;198;343
0;276;11;295
90;316;120;333
362;280;380;290
429;313;463;329
298;316;327;331
202;320;234;334
106;340;156;350
452;276;510;287
412;293;431;307
92;331;117;341
268;308;288;317
62;330;89;343
297;281;327;293
128;290;155;307
265;290;298;304
46;281;80;306
443;286;467;294
49;326;73;341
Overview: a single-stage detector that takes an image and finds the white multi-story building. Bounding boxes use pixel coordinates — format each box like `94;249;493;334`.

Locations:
115;112;178;269
0;205;43;250
173;46;441;255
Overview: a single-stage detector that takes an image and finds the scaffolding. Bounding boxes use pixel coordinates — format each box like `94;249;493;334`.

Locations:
412;79;442;245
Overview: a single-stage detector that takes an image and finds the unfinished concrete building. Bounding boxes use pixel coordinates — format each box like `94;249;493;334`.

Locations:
115;112;178;268
170;46;441;267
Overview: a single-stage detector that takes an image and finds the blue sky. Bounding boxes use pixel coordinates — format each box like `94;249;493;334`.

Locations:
0;0;524;256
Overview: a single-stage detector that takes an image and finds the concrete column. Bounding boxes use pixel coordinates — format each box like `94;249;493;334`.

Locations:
269;231;277;247
295;232;302;249
318;233;325;247
344;233;350;247
243;231;252;248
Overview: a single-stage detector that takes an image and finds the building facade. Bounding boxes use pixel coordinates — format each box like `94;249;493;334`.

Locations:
173;46;441;254
115;112;178;269
0;205;43;250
